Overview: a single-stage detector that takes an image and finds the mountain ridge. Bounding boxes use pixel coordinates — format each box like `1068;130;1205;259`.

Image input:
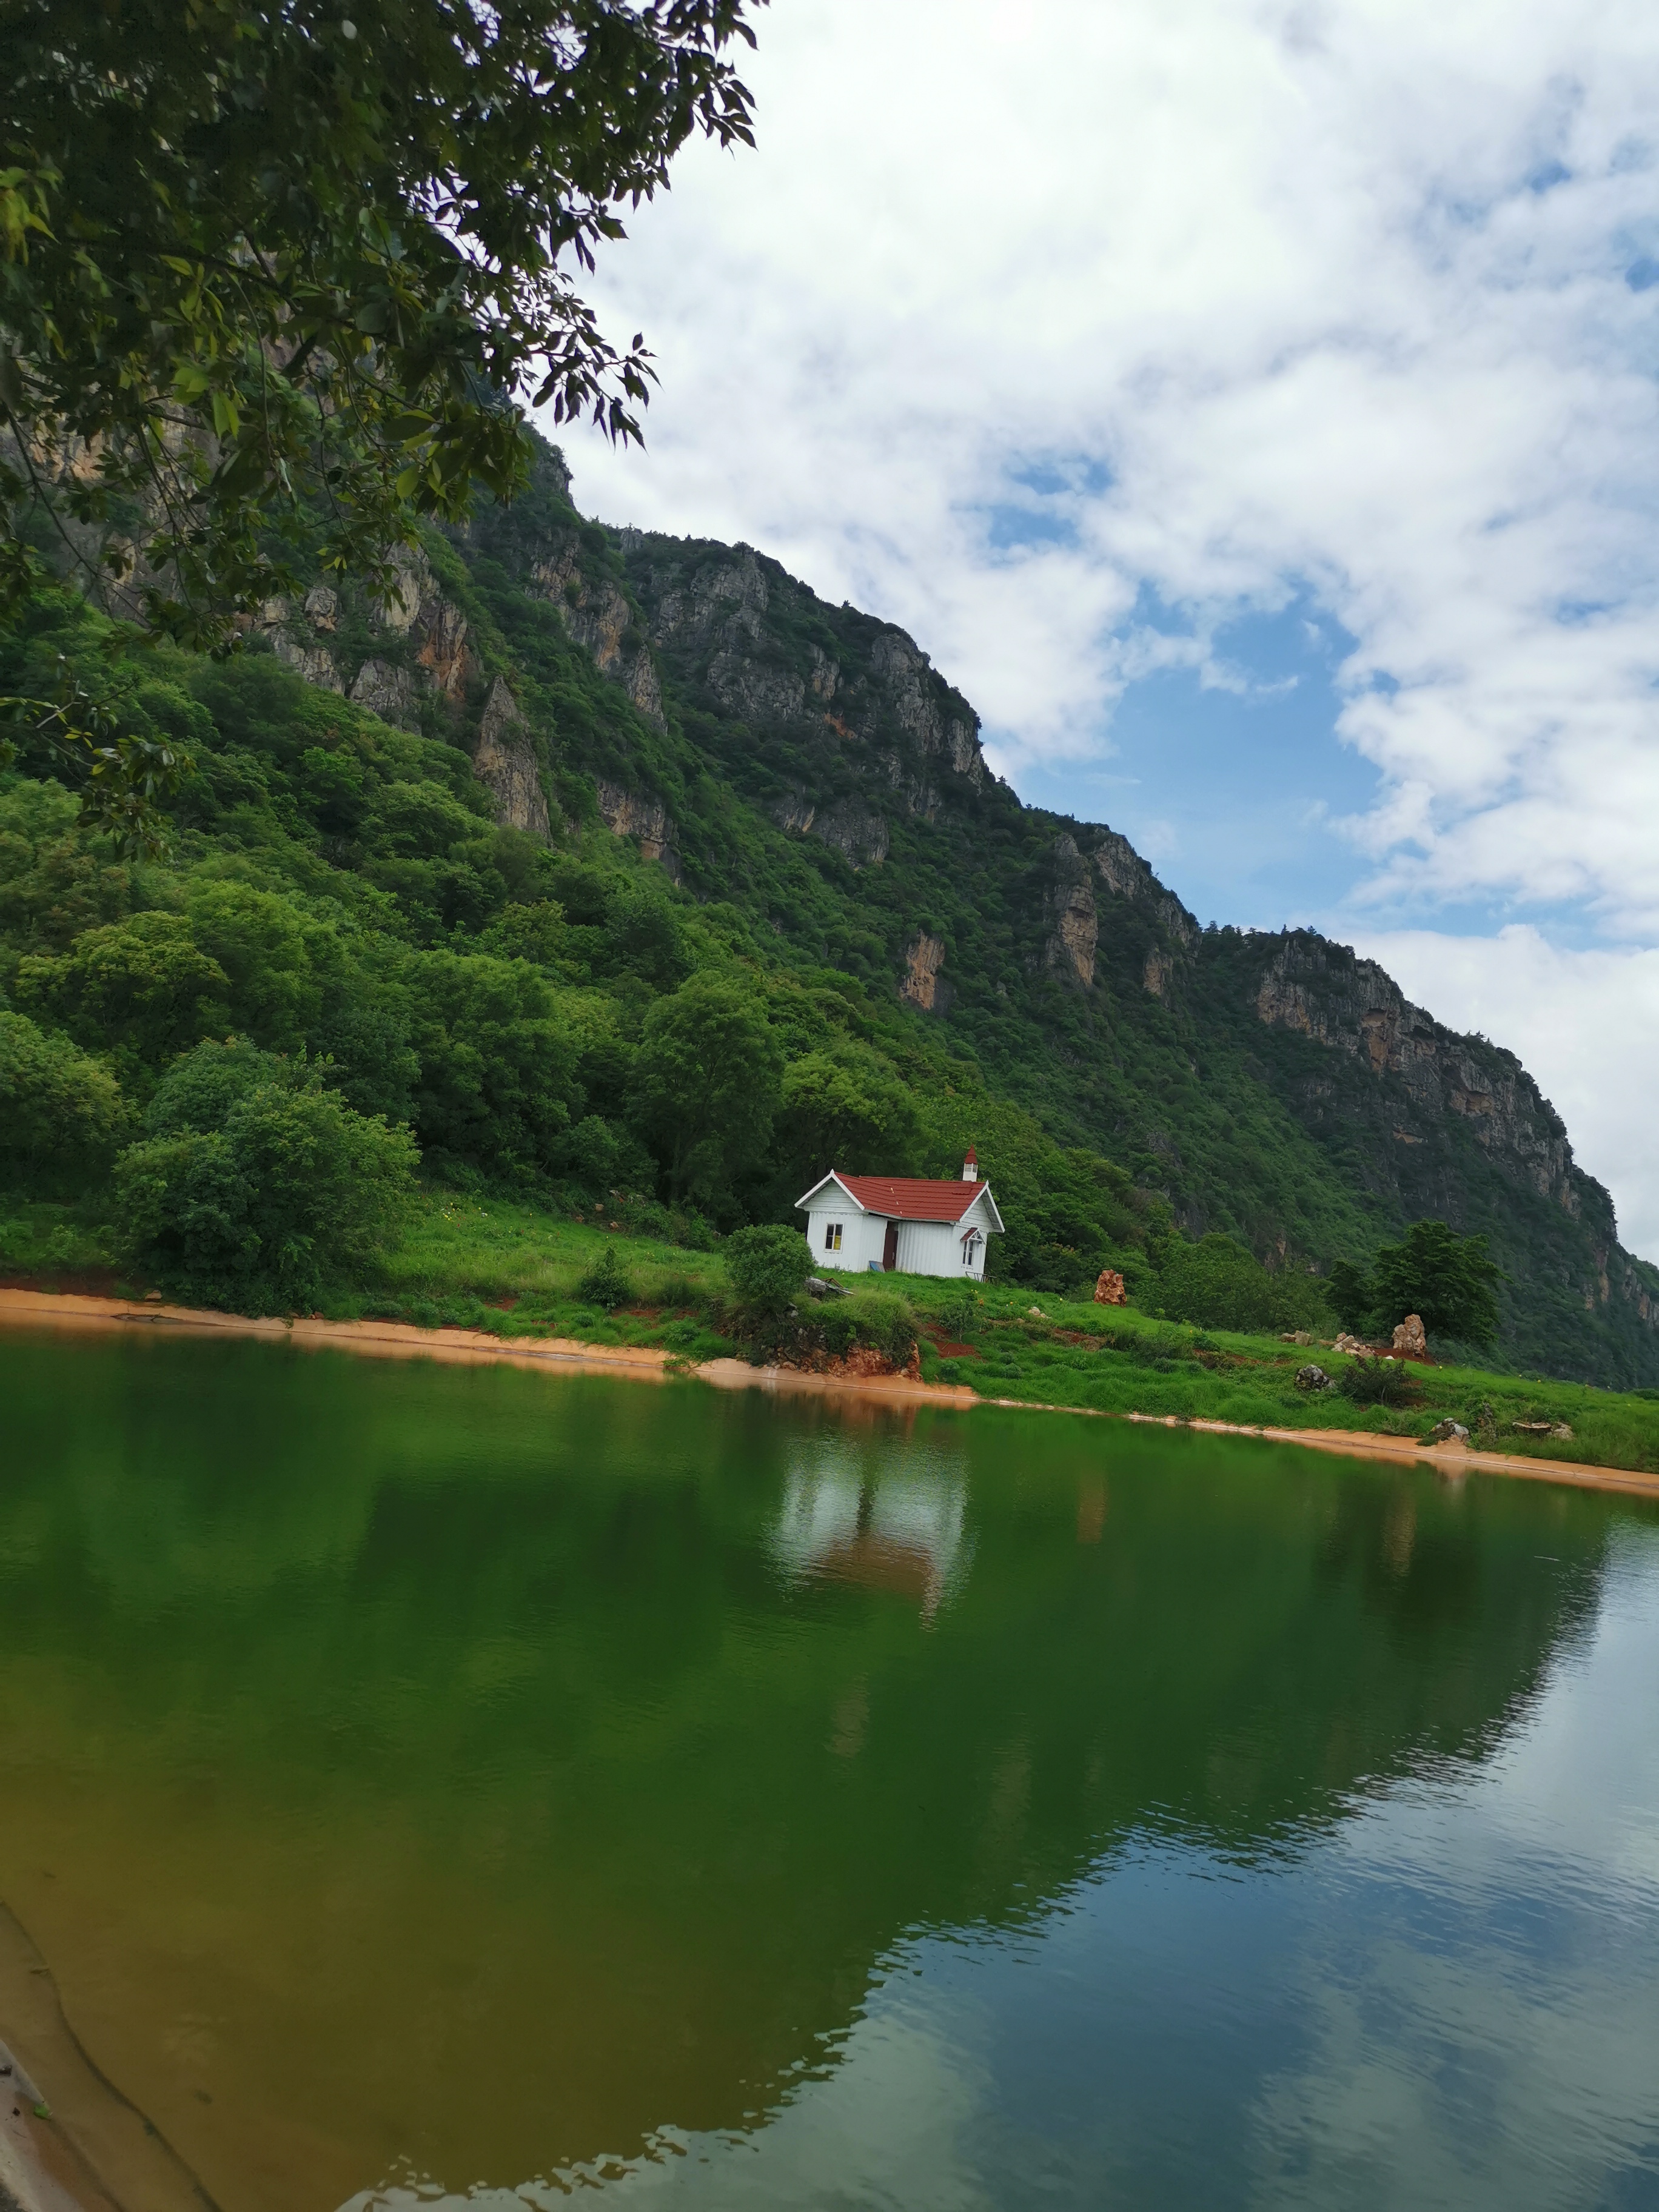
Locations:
451;443;1657;1382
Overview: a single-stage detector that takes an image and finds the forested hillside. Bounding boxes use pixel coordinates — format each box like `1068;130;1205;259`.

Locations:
3;435;1655;1384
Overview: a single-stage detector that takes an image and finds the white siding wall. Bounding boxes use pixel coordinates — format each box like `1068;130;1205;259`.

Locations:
802;1187;998;1279
893;1219;955;1275
802;1195;883;1273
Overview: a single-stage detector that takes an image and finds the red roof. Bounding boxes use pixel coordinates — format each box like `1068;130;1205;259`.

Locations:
833;1173;985;1224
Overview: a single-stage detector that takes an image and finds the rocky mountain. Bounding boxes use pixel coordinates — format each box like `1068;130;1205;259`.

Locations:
261;437;1659;1384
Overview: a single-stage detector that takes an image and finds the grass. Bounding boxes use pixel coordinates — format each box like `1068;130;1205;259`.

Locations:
7;1187;1659;1476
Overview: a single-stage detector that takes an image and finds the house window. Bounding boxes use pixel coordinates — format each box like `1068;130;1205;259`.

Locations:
824;1221;843;1252
960;1228;983;1267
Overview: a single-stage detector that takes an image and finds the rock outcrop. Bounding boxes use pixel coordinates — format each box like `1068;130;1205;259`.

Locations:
899;931;950;1014
532;545;664;728
1252;933;1575;1206
473;677;552;841
1393;1313;1428;1357
1045;835;1099;985
772;792;890;869
595;782;680;879
264;547;474;729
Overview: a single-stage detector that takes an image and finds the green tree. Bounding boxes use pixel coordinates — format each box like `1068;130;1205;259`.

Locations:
775;1046;920;1191
1;0;763;649
1370;1219;1502;1347
114;1048;417;1309
0;1008;128;1188
1326;1258;1375;1334
631;973;782;1212
404;950;579;1181
15;908;229;1064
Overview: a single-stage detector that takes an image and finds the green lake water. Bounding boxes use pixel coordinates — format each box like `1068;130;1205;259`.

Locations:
2;1326;1658;2211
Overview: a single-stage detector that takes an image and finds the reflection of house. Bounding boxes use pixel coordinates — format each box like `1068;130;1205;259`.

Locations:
796;1151;1005;1278
769;1465;971;1620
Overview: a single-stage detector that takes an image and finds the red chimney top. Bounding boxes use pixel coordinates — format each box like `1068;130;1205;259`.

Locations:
961;1148;979;1183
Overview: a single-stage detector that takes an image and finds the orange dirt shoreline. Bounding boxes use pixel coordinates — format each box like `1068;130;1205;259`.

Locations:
4;1287;1657;1502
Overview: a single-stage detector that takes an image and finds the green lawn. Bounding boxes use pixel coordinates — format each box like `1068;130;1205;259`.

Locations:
6;1185;1658;1475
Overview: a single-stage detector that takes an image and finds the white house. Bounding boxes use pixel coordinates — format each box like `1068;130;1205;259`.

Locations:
796;1151;1005;1279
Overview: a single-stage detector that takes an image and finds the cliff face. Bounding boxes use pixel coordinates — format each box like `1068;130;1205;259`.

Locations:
1250;933;1578;1211
320;441;1656;1381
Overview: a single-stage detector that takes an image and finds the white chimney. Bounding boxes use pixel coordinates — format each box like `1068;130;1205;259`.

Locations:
961;1148;979;1182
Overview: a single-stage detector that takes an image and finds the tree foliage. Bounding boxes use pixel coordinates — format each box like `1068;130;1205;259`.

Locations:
631;972;782;1213
0;1007;129;1187
113;1039;417;1309
1;0;763;648
1369;1219;1502;1347
723;1222;809;1314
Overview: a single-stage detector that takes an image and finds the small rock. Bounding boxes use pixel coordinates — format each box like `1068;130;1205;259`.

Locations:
1333;1332;1373;1359
1093;1269;1127;1306
1027;1305;1046;1318
142;1289;163;1302
1427;1419;1470;1446
1295;1364;1333;1391
805;1275;850;1301
1392;1312;1428;1357
1551;1423;1574;1441
1278;1330;1313;1346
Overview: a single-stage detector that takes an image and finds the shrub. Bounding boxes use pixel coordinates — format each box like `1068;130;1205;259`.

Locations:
575;1244;633;1310
1338;1359;1416;1408
113;1061;417;1310
938;1283;981;1341
820;1306;860;1357
851;1291;918;1367
1151;1234;1276;1331
724;1223;811;1314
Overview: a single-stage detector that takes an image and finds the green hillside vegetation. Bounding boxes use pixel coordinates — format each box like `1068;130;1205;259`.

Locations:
3;435;1658;1403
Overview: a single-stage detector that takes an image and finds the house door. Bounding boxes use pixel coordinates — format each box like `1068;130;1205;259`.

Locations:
882;1221;899;1272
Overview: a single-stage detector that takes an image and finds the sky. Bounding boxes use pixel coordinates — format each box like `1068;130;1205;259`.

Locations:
563;0;1659;1253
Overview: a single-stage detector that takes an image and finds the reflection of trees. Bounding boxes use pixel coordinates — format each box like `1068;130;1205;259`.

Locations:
0;1335;1620;2209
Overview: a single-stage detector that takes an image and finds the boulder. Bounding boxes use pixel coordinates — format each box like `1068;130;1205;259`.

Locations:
1333;1332;1373;1358
1392;1312;1428;1356
1427;1418;1470;1445
1094;1269;1127;1306
1295;1364;1333;1391
1278;1329;1312;1346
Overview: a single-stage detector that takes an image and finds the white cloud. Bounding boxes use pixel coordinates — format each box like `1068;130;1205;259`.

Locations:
557;0;1659;1245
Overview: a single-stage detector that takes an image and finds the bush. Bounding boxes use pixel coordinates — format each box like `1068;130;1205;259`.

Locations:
113;1049;417;1310
724;1223;811;1314
574;1243;633;1311
938;1283;981;1341
0;1010;129;1190
850;1291;918;1367
1338;1359;1416;1408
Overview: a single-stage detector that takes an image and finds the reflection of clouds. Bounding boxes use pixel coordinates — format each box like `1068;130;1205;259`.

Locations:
1244;1523;1659;2211
347;1976;997;2211
346;1528;1659;2212
766;1446;974;1622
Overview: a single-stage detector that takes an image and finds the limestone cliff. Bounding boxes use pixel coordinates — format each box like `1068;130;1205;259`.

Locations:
474;677;553;842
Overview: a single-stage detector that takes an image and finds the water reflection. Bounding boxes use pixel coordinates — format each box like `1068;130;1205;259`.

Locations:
0;1330;1651;2212
769;1444;973;1620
